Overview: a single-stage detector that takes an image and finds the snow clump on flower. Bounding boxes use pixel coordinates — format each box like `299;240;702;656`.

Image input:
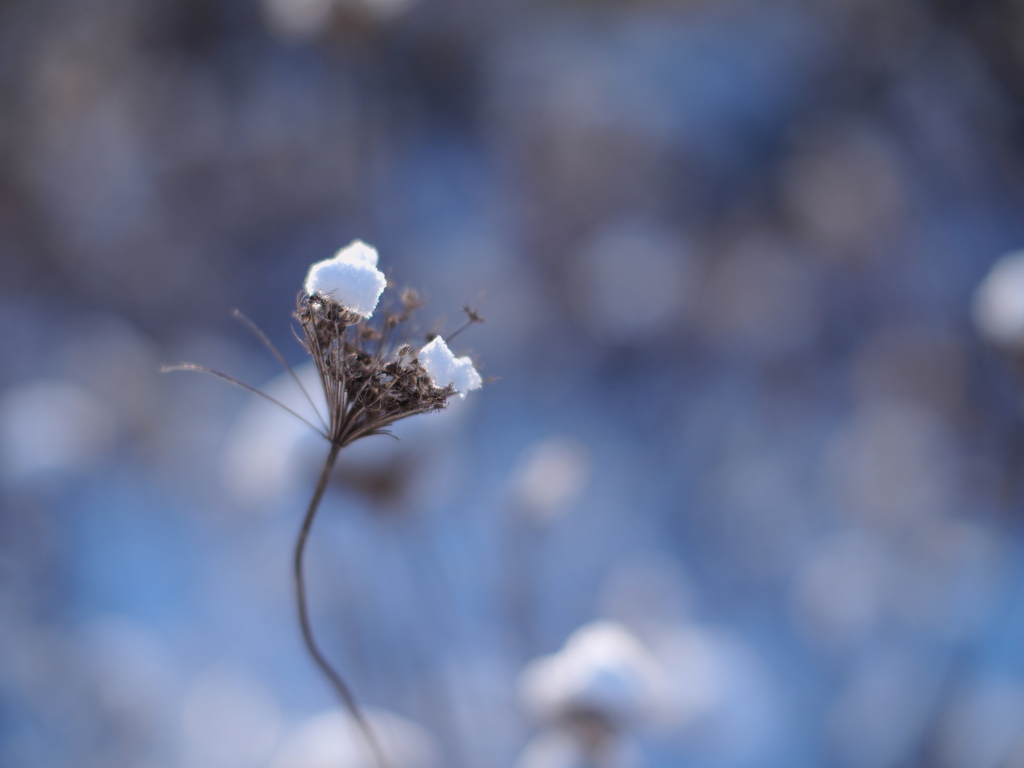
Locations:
418;336;482;398
973;250;1024;348
303;240;387;318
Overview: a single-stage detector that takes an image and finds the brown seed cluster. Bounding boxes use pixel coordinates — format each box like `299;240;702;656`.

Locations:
296;291;454;447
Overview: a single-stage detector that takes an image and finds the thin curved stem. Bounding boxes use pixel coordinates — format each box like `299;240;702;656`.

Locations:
161;363;328;439
231;308;328;432
294;442;391;768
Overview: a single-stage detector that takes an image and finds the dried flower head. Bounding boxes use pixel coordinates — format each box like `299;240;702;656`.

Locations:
164;241;482;768
292;244;482;767
297;244;482;448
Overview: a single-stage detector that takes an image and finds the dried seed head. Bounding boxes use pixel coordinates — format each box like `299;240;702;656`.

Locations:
296;261;477;447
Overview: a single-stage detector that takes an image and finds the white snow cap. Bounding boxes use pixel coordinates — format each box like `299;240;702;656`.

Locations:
303;240;387;318
418;336;482;398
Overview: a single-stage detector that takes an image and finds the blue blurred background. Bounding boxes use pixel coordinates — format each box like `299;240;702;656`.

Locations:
4;0;1024;766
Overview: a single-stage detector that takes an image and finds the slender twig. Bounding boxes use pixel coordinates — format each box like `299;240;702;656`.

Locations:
295;441;391;768
232;308;328;432
446;303;485;342
160;364;328;438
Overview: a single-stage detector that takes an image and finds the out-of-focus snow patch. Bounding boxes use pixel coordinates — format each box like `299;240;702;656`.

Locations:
270;708;439;768
569;222;694;345
520;622;662;726
973;250;1024;348
824;398;954;531
598;554;696;636
262;0;416;39
511;436;590;522
650;628;727;729
0;379;115;482
182;665;283;768
938;681;1024;768
699;231;820;358
223;363;326;507
263;0;334;38
79;615;179;739
418;337;482;398
514;729;642;768
827;647;934;768
352;0;415;20
647;625;784;765
303;240;387;318
792;531;889;648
